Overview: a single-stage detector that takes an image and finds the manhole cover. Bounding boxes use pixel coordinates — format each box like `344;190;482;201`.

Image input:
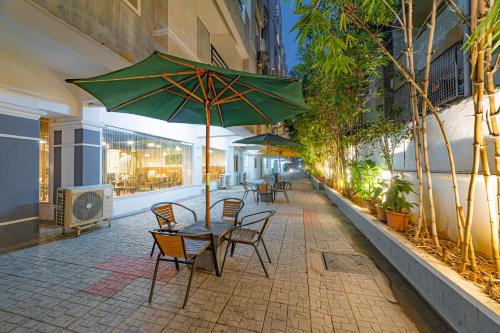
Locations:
322;252;374;275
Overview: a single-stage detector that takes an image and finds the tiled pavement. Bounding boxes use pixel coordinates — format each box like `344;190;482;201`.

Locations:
0;178;427;332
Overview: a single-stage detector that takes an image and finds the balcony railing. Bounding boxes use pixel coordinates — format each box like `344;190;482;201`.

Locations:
211;45;229;69
392;43;464;120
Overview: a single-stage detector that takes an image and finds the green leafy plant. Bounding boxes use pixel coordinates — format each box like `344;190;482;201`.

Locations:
382;178;415;213
370;182;387;204
361;116;411;176
357;160;384;202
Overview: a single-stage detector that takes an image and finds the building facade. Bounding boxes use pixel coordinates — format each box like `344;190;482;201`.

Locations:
367;0;500;257
0;0;287;247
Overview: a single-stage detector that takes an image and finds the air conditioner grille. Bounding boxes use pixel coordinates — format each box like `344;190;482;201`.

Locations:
72;191;102;221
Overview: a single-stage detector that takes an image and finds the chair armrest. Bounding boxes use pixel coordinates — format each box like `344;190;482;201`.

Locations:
172;203;198;222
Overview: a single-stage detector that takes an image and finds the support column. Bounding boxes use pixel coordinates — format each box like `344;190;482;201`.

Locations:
0;112;41;247
51;121;102;205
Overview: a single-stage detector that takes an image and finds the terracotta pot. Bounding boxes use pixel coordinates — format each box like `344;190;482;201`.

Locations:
352;194;365;207
367;201;377;214
386;211;410;231
376;205;386;222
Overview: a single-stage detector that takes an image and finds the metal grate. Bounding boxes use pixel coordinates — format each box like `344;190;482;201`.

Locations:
392;43;464;120
55;188;66;227
322;252;374;275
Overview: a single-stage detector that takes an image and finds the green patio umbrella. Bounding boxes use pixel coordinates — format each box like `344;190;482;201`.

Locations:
234;133;299;176
233;133;299;146
66;51;307;226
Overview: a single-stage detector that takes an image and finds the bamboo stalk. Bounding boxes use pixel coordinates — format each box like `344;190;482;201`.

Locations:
405;0;425;242
461;0;484;273
484;0;500;276
419;0;441;250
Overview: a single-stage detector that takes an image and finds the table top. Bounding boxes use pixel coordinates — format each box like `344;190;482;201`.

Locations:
180;221;232;236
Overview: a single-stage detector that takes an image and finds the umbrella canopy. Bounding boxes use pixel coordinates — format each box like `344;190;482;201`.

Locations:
233;133;299;146
258;146;301;157
66;51;307;226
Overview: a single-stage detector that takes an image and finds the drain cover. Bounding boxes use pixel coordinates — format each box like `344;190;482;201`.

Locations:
322;252;374;275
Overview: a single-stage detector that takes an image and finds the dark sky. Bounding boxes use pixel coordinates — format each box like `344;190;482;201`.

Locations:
281;0;300;74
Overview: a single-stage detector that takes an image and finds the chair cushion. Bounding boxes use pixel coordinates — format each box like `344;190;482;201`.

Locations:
228;228;259;243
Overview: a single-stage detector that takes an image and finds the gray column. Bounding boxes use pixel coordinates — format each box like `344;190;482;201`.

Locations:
0;113;40;247
74;128;101;186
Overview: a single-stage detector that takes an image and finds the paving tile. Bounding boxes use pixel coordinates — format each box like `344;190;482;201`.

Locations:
164;313;215;332
0;179;427;333
218;295;268;331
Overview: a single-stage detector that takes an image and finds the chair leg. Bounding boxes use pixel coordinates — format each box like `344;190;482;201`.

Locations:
230;241;236;257
253;244;269;278
174;257;180;271
261;239;272;263
183;256;198;309
149;253;161;303
221;239;231;274
209;234;220;277
150;242;156;257
284;191;289;203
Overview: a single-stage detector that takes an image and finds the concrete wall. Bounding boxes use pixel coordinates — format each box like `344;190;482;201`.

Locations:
30;0;161;63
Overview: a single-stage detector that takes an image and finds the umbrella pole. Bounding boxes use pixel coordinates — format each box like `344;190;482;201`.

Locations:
205;105;211;227
278;153;281;176
266;144;270;178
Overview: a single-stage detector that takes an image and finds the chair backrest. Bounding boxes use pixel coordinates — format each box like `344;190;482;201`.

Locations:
151;203;176;228
258;184;272;193
151;231;187;258
241;182;249;191
210;198;244;224
223;199;242;220
240;211;276;240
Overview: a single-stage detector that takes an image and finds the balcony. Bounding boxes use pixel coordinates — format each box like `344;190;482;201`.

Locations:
392;43;464;120
211;45;229;69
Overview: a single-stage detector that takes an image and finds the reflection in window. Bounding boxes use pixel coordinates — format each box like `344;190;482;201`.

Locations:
202;147;226;183
102;128;192;197
39;118;49;202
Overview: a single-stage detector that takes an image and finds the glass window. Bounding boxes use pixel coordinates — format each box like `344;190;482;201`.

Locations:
202;147;226;183
102;127;192;197
39;118;49;202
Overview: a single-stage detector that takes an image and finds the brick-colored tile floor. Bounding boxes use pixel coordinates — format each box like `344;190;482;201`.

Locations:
0;177;450;332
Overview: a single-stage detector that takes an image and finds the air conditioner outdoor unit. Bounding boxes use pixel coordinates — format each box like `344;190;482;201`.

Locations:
55;184;113;236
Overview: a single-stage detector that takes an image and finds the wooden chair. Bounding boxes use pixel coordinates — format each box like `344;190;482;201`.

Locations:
149;230;217;308
257;184;273;204
273;181;289;203
210;198;244;226
221;211;276;278
241;182;257;202
150;202;197;257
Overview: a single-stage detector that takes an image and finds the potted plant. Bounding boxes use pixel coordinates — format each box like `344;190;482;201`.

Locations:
376;202;387;222
357;160;384;212
368;185;385;215
382;178;415;231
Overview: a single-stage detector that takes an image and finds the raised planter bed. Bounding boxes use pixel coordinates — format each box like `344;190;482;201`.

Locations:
311;175;325;190
323;185;500;333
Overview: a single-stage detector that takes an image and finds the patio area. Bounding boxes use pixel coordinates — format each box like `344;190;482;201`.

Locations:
0;177;450;333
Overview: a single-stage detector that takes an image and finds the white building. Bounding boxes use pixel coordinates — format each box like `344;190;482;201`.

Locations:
0;0;287;247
